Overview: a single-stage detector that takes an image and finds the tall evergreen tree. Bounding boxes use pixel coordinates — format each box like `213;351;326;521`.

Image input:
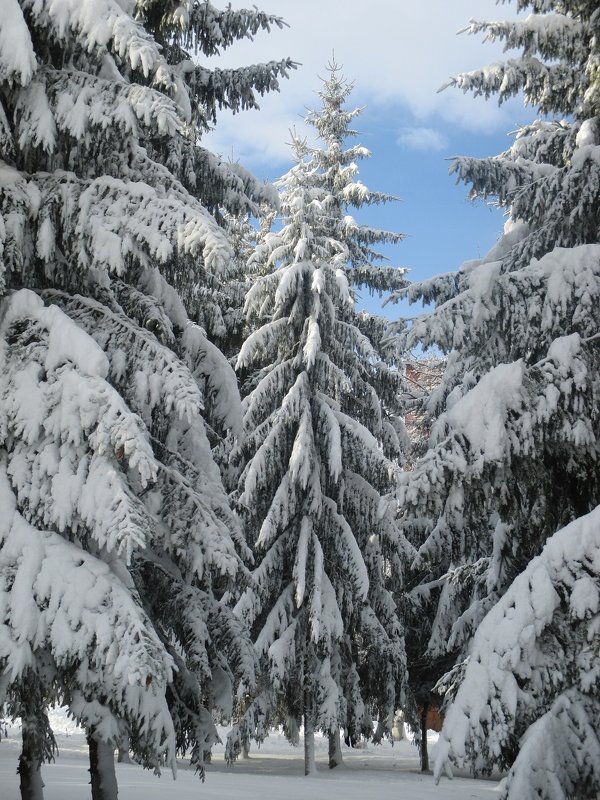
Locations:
394;3;600;797
230;67;411;775
0;2;292;797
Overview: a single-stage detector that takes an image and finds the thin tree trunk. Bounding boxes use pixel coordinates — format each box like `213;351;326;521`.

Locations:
303;690;316;776
328;728;343;769
18;720;45;800
392;710;406;741
88;733;118;800
116;735;130;764
241;741;250;759
420;702;429;772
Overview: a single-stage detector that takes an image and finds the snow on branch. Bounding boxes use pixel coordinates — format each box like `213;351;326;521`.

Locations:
463;14;586;64
0;464;176;764
182;323;242;435
1;290;159;559
78;175;232;276
435;504;600;797
236;317;292;369
23;0;172;87
446;58;581;114
1;0;37;86
44;290;204;425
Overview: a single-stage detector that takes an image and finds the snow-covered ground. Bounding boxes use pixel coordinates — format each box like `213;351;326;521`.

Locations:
1;712;501;799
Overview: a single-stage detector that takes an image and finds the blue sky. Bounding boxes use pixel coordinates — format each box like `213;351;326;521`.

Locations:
203;1;533;316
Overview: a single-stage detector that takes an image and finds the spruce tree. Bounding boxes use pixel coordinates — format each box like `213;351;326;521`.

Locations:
230;67;411;775
0;1;292;797
394;3;600;797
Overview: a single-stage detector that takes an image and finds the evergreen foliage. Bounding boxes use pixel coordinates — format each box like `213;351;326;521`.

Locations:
393;3;600;797
229;66;412;772
0;0;291;794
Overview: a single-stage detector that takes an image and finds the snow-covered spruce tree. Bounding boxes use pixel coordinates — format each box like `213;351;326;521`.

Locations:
393;3;600;797
0;2;292;797
231;68;411;775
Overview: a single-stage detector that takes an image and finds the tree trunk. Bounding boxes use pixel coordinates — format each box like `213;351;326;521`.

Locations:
420;702;429;772
392;710;406;741
18;721;45;800
303;691;316;776
241;741;250;759
328;728;343;769
116;735;130;764
88;734;118;800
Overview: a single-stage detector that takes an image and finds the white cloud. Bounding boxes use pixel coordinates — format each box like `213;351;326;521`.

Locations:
202;1;526;168
397;126;447;151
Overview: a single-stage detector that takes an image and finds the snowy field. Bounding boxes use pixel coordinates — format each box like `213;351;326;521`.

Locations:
1;713;501;800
